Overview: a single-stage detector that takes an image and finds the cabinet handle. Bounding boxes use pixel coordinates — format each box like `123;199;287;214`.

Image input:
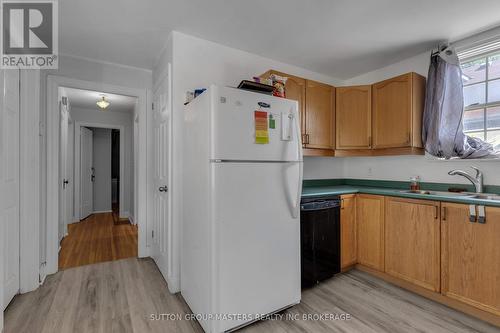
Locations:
368;136;372;148
469;205;477;223
407;133;411;144
434;205;439;219
477;205;486;224
306;134;310;144
442;207;446;221
341;198;344;209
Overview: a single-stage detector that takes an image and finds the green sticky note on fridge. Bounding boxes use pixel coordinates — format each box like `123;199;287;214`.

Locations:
269;114;275;129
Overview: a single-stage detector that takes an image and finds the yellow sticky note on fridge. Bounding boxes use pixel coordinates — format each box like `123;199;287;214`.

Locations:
255;111;269;144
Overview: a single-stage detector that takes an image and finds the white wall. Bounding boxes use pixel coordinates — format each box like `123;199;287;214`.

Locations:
339;156;500;186
91;128;112;212
345;51;430;85
71;107;134;218
303;157;344;180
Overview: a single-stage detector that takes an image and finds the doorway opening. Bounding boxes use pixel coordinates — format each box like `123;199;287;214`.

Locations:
56;86;139;270
111;129;128;224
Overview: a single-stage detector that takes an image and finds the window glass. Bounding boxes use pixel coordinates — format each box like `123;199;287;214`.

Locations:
487;79;500;103
467;131;485;141
487;106;500;130
460;51;500;152
463;83;485;107
488;53;500;80
463;109;484;131
461;58;486;85
487;130;500;149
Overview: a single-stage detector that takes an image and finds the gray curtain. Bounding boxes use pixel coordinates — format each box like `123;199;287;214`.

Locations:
422;46;496;159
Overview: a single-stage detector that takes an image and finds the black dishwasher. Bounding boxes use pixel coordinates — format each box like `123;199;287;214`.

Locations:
300;196;341;288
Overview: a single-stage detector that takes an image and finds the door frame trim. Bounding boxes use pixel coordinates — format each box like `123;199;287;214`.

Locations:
19;70;41;294
46;75;149;276
74;122;125;222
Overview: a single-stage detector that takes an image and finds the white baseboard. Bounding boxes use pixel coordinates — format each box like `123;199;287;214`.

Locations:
166;275;180;294
128;215;135;224
93;210;112;214
39;262;47;285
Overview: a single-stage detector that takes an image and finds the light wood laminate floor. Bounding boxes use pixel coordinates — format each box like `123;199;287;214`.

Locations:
5;258;498;333
58;212;138;270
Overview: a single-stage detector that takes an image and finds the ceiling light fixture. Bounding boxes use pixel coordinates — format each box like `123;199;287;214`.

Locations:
96;95;110;109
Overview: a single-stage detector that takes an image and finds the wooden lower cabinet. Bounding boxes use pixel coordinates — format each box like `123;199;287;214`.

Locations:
384;197;441;292
340;195;356;269
356;194;384;271
441;203;500;316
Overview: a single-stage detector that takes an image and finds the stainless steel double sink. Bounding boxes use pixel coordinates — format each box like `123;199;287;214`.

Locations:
398;190;500;201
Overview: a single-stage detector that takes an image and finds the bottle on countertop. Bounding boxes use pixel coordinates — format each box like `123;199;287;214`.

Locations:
410;176;421;191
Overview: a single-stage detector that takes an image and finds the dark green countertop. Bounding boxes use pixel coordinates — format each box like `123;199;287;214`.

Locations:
302;180;500;207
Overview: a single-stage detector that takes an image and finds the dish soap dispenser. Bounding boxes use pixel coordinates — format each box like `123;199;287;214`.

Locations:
410;176;421;191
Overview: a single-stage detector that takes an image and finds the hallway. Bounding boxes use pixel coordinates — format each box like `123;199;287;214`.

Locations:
58;213;138;270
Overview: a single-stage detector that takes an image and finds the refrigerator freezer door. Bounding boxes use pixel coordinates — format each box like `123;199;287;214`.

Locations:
211;87;302;162
211;161;302;332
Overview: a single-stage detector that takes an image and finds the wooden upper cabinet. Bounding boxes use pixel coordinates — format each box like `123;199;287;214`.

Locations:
372;72;425;149
385;197;440;292
286;75;307;135
340;194;357;269
260;70;334;155
356;194;384;271
441;203;500;316
261;70;306;135
305;80;335;149
336;85;372;149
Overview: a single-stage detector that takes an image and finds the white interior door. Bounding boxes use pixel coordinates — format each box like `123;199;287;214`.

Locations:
59;101;69;241
80;127;94;219
1;69;20;311
151;70;171;278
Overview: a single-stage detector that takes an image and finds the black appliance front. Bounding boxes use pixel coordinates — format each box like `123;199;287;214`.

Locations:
300;197;341;288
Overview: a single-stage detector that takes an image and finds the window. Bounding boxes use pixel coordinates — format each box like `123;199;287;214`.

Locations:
460;52;500;149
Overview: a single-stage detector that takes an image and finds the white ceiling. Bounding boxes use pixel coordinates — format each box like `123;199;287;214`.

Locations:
63;87;137;113
60;0;500;79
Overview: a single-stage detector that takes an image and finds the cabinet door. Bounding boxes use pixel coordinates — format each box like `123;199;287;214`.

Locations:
260;70;306;139
441;203;500;316
285;75;306;138
385;198;440;292
305;80;335;149
341;195;356;269
336;86;372;149
356;194;384;271
372;73;412;148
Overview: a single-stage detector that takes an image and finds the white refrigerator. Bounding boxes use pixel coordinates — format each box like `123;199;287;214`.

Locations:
182;85;303;332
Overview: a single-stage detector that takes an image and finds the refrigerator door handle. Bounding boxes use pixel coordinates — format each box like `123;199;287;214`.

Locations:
292;109;303;219
295;110;303;162
292;162;303;219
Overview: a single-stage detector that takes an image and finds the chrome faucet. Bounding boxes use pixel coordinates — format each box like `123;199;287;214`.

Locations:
448;167;483;193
